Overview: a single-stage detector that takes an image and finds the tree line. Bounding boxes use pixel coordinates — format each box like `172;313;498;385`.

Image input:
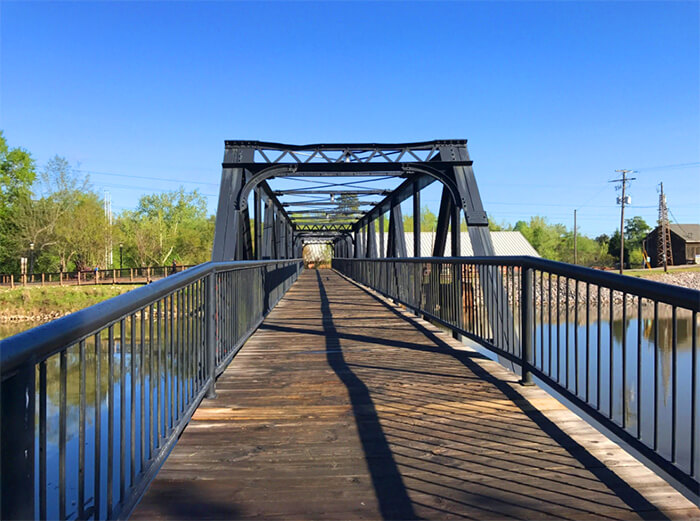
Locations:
1;132;651;274
0;132;214;275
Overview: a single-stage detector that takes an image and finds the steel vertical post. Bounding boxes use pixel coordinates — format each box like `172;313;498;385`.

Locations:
206;271;216;398
520;266;534;385
413;181;421;257
0;362;35;520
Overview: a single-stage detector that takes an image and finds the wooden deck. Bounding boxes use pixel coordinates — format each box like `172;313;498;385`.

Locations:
131;269;699;520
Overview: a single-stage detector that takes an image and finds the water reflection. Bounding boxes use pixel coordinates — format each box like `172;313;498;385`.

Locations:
37;315;202;520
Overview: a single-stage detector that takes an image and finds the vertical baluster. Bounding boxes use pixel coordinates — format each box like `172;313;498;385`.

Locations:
671;306;677;463
609;289;614;420
535;270;541;369
169;293;175;430
548;273;552;376
187;284;193;401
59;350;67;520
140;308;146;472
194;281;200;390
622;294;627;429
565;278;570;389
691;310;697;478
78;341;85;520
130;316;136;487
597;285;602;410
653;301;659;450
95;332;102;520
637;298;642;440
556;275;561;382
512;266;516;356
179;290;184;416
585;283;590;402
107;326;114;517
148;304;154;459
39;360;47;520
156;299;162;448
574;280;579;396
176;291;181;420
119;320;126;507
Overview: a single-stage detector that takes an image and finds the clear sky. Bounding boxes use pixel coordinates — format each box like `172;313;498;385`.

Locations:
2;1;698;237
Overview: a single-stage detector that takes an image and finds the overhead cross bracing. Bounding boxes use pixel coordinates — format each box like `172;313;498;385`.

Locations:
211;140;493;261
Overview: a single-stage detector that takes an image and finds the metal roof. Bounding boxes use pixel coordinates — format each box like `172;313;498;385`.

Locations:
403;231;540;257
669;224;700;243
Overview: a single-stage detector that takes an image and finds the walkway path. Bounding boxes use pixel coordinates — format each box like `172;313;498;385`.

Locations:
131;269;698;520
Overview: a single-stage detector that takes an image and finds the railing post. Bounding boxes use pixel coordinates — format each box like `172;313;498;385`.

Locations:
206;271;216;398
520;265;534;385
1;362;36;520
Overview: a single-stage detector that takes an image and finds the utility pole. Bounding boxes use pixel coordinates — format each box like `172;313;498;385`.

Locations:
573;209;577;265
611;170;636;275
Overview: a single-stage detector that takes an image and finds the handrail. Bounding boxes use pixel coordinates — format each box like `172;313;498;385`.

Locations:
335;256;700;310
0;258;303;520
1;260;287;375
333;255;699;497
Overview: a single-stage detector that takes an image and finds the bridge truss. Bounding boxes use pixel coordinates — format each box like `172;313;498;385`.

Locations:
212;140;497;261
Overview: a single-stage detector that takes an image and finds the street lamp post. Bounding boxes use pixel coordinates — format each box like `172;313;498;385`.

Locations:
119;243;123;270
29;243;35;279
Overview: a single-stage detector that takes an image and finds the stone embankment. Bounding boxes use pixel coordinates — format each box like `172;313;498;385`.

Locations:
489;270;700;309
531;271;700;308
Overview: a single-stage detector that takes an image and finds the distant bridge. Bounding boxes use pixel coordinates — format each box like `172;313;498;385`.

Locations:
1;141;698;520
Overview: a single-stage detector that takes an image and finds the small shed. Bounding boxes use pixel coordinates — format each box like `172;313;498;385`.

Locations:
643;224;700;267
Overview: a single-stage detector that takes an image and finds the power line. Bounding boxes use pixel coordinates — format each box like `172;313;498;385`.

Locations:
632;161;700;172
74;168;220;187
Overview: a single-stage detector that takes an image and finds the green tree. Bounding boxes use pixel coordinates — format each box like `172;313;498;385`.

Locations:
0;132;36;272
624;216;651;250
117;188;209;266
0;131;36;220
336;193;360;213
514;216;566;260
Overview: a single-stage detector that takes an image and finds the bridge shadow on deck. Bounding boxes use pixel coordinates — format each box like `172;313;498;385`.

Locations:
132;269;689;520
315;270;417;520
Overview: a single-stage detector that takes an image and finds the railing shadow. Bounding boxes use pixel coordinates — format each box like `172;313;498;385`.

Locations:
315;270;417;520
345;274;671;521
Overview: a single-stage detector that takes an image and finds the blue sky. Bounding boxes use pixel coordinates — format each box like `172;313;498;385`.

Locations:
2;1;698;237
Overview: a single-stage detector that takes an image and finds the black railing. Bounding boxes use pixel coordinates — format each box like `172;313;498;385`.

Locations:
0;259;302;520
333;256;699;496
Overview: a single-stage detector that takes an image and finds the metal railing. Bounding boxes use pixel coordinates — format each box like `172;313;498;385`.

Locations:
0;265;198;287
0;259;302;520
333;256;699;496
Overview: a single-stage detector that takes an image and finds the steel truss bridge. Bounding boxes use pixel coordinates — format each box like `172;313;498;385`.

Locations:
1;141;698;521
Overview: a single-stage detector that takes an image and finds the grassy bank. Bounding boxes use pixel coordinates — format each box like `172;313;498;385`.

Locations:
0;284;141;319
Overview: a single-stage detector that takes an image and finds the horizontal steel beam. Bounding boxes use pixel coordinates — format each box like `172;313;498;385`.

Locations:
288;210;364;215
226;140;467;151
295;224;353;232
224;162;471;173
283;201;377;207
274;189;389;196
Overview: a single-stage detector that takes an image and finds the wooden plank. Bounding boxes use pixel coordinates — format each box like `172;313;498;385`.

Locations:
131;269;699;520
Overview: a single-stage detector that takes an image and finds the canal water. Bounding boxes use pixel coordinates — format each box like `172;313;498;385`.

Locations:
1;309;697;519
